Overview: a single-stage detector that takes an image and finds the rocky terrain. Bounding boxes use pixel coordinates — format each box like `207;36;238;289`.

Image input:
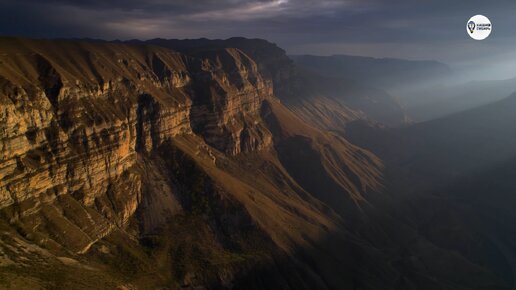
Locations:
0;37;512;289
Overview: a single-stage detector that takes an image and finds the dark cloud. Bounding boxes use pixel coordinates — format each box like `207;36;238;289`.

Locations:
1;0;515;76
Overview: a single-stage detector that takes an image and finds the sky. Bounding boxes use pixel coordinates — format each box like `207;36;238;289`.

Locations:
1;0;516;78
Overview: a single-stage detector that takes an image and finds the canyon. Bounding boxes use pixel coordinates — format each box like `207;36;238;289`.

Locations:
0;37;513;290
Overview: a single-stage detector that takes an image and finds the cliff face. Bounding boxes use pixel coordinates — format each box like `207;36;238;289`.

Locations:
131;37;294;87
0;38;281;262
0;38;387;289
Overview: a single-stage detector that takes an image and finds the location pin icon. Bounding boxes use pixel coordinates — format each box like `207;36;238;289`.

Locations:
468;21;475;33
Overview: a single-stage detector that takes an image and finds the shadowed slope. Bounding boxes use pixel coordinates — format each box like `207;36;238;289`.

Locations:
346;93;516;289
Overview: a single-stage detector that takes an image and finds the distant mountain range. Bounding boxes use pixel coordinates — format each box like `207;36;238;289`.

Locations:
291;54;516;124
290;54;452;90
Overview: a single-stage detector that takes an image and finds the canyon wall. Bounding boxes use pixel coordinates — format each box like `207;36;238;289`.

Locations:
0;38;387;289
0;38;276;253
